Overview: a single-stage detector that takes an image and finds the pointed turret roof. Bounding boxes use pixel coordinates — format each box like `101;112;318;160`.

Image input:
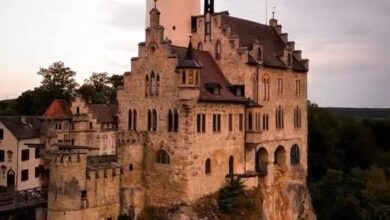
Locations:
177;37;202;69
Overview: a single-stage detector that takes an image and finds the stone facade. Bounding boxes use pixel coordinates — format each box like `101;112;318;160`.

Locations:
45;1;315;220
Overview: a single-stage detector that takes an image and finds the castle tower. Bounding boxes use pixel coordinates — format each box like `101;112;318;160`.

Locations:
145;0;201;47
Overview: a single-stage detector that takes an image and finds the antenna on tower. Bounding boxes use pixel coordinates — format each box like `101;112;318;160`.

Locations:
265;0;268;23
154;0;157;9
272;6;276;19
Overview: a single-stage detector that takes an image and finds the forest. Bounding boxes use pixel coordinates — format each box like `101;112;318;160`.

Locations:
308;103;390;220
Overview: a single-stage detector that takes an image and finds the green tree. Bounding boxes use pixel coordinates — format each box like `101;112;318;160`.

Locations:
78;72;121;104
37;61;78;102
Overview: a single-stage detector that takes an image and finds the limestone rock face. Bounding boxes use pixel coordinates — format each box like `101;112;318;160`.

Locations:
261;168;316;220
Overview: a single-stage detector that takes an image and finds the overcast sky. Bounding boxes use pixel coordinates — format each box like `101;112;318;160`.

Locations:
0;0;389;107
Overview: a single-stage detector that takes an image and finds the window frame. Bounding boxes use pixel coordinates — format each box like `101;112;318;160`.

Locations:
21;169;29;182
21;149;29;162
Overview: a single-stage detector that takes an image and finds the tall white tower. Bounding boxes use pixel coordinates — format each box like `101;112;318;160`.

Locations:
146;0;201;47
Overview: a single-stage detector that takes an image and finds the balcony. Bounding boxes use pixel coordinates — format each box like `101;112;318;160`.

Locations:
245;130;262;147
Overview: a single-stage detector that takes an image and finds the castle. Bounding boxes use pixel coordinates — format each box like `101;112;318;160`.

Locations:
44;0;315;219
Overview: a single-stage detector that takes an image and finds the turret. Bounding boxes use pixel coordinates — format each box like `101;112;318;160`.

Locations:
177;37;202;107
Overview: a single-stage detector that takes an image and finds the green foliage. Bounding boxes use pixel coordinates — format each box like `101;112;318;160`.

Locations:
308;102;390;220
78;72;123;104
218;177;245;213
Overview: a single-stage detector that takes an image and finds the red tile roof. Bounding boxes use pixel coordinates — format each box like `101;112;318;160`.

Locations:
43;100;72;119
171;46;248;104
87;104;118;123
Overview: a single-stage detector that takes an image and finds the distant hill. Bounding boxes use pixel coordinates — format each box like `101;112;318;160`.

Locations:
324;107;390;119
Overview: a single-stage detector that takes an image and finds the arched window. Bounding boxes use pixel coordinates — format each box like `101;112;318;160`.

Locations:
274;145;286;166
168;110;173;132
263;77;270;101
291;145;300;165
205;158;211;174
156;149;170;164
133;110;137;131
215;40;222;60
128;110;132;131
152;109;157;131
147;110;152;131
129;164;134;171
76;107;80;115
145;75;150;97
174;110;179;132
252;76;258;102
156;74;160;96
256;148;268;175
150;72;156;96
182;71;186;85
248;112;253;131
197;42;203;51
276;106;284;130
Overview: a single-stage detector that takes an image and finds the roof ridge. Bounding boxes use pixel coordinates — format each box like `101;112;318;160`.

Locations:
222;14;269;28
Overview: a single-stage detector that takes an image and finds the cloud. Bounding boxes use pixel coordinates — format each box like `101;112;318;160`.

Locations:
106;0;145;30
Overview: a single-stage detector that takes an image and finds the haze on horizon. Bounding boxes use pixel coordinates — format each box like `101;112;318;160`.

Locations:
0;0;389;108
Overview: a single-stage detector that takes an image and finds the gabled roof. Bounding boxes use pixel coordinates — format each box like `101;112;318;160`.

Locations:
221;15;308;72
88;104;118;123
43;99;72;120
172;46;248;104
0;116;42;140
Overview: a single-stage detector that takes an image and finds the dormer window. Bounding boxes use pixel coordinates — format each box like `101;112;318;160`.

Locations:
205;83;221;95
213;87;220;95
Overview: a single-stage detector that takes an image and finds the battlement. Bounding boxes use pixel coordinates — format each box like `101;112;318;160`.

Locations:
48;151;88;164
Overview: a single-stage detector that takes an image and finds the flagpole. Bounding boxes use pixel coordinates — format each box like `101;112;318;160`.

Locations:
266;0;268;24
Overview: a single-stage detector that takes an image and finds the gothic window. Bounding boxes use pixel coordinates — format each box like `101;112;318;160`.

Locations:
147;110;152;131
277;78;283;93
205;158;211;174
239;114;243;132
133;110;137;131
262;114;269;131
248;112;253;131
276;106;284;130
215;40;222;60
252;76;258;102
197;42;203;51
150;72;156;96
296;80;301;95
197;114;206;133
174;110;179;132
156;149;170;165
152;109;157;132
291;145;300;165
212;114;221;132
156;74;160;96
294;106;302;129
145;75;150;97
263;77;270;101
129;110;133;130
228;114;233;132
168;110;173;132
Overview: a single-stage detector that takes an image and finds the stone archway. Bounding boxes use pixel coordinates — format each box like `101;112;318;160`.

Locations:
274;145;286;166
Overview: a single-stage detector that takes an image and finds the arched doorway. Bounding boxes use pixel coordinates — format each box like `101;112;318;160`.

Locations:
7;169;15;191
290;144;300;165
256;148;269;175
228;156;234;177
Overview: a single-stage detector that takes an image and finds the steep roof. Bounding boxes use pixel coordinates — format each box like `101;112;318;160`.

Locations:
221;15;308;72
172;46;248;104
0;116;42;140
43;99;72;120
87;104;118;123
